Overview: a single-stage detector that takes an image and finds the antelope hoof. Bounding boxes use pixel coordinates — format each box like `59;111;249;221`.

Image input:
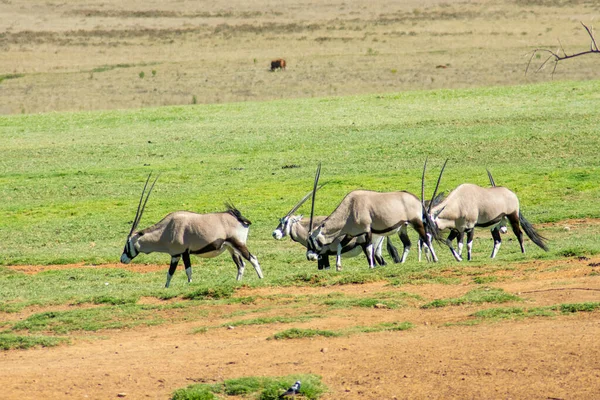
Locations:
336;266;342;272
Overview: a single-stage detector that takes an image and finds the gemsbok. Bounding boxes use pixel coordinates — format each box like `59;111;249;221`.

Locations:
272;187;400;270
419;169;508;260
120;174;264;287
427;167;548;261
306;164;439;269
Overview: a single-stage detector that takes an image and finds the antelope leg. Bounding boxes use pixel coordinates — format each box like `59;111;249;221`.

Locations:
490;227;502;259
446;230;462;262
182;251;193;283
399;225;411;263
165;255;181;288
466;229;475;261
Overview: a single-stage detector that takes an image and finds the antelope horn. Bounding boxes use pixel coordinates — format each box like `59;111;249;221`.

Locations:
428;159;448;214
308;162;322;233
286;183;327;217
487;169;496;187
421;156;428;209
128;173;160;237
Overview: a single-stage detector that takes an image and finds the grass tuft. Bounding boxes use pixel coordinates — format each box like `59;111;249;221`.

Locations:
0;333;67;350
269;328;341;340
421;287;521;309
183;286;235;300
172;374;327;400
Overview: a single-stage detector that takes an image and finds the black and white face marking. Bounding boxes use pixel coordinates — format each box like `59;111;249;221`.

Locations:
120;237;139;264
272;216;290;240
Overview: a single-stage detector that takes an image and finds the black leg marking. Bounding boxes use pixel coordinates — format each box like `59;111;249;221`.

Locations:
168;256;180;276
412;219;438;262
318;255;330;270
490;226;502;258
231;252;243;268
387;237;401;263
507;212;525;253
375;253;386;266
466;229;475;261
445;229;462;262
182;251;192;269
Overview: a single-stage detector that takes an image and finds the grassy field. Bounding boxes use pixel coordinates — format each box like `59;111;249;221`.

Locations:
1;79;599;268
1;79;599;398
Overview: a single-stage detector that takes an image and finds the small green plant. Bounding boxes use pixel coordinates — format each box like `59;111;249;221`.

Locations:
183;286;234;300
151;69;157;77
139;71;145;79
421;287;521;309
560;302;600;313
473;276;498;284
0;73;25;84
172;374;327;400
222;314;321;328
192;95;198;104
0;333;67;350
270;328;341;340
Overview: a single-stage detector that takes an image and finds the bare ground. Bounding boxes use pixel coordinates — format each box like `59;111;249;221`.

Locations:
1;0;599;114
2;255;600;399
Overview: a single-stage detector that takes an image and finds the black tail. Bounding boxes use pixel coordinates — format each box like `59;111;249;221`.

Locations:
386;237;401;263
225;203;252;226
519;211;548;251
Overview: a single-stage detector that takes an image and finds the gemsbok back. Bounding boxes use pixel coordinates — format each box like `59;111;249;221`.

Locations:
272;187;399;270
306;164;439;269
120;174;264;287
427;167;548;261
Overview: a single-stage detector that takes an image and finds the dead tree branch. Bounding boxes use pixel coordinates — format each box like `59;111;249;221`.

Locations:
526;22;599;77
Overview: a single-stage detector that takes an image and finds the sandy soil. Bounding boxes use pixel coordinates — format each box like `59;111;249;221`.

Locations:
2;256;600;399
1;0;598;114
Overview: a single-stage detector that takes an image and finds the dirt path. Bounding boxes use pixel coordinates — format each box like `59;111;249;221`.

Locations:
2;256;600;399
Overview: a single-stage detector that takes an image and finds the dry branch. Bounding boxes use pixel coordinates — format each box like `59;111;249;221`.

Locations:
526;22;599;77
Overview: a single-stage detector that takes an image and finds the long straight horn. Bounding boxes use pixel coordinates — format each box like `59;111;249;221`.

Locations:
421;156;428;206
128;173;160;237
308;162;321;232
428;159;448;214
286;183;327;217
487;169;496;187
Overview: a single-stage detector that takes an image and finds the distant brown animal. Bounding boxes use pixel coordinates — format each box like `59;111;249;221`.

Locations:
270;59;286;71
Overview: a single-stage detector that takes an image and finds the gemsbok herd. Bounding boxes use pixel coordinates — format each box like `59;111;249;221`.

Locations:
120;160;548;287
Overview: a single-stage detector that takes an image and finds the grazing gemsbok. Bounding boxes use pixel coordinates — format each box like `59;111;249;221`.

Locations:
427;167;548;261
272;187;399;270
306;164;439;269
419;170;508;261
120;174;264;287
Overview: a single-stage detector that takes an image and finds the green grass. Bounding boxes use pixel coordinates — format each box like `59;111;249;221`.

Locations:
270;328;341;340
0;333;68;350
1;80;600;347
470;302;600;322
421;287;522;308
1;80;599;268
269;320;414;339
222;314;322;327
172;374;327;400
